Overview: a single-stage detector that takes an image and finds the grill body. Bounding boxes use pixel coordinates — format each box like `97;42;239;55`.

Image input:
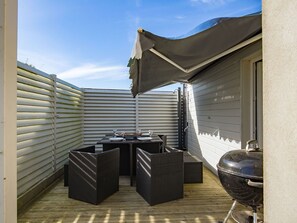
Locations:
217;140;263;208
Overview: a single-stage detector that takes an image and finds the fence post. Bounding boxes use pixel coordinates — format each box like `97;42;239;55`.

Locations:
182;84;187;149
50;74;57;172
135;95;139;131
178;87;182;149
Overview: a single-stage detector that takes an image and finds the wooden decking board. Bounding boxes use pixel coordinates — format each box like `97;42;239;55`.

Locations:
18;168;249;223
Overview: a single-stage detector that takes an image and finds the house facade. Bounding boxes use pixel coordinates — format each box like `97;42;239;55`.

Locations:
186;40;262;173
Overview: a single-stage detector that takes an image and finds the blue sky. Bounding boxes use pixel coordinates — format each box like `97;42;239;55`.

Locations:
18;0;261;91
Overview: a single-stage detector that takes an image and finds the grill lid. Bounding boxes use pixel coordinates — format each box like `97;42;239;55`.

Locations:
217;140;263;180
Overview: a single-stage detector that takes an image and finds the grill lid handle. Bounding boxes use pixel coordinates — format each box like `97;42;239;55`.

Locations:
246;139;260;152
247;179;263;188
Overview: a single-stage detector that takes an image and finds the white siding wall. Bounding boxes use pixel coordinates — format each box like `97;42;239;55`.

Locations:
186;41;261;173
83;89;179;148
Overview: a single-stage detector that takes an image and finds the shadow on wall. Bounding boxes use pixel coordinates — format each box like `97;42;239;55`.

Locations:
186;81;242;174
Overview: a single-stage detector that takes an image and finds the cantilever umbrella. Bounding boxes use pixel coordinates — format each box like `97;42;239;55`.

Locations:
128;13;261;97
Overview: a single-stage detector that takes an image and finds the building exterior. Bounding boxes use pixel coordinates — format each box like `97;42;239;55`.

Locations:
186;40;262;174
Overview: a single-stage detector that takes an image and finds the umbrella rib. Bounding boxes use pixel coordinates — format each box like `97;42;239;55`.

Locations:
149;48;188;73
149;33;262;74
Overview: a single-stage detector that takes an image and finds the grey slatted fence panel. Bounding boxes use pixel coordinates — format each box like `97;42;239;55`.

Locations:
55;80;83;170
83;89;179;149
16;63;178;197
17;66;55;196
138;92;179;147
16;63;83;197
83;89;136;148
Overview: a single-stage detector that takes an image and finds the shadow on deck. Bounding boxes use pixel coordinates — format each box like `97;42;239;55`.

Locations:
18;168;246;223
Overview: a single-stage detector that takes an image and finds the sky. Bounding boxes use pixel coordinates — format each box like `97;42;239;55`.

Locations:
17;0;262;91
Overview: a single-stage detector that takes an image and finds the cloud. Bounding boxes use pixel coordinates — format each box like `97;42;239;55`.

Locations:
58;64;129;81
175;15;185;20
17;49;71;74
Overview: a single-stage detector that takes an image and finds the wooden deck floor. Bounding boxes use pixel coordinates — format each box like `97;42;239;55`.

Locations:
18;168;249;223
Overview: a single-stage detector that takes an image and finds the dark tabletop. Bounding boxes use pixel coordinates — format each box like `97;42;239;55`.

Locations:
98;134;163;144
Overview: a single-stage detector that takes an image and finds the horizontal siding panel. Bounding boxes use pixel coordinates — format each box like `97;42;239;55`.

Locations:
17;97;53;107
194;108;240;117
56;125;82;134
56;117;82;123
56;128;82;140
17;135;54;150
17;146;52;165
17;90;53;102
57;81;83;95
196;115;241;124
190;60;238;88
85;103;135;107
17;82;53;97
17;125;53;135
192;77;240;98
17;105;54;113
55;138;83;153
56;131;82;145
56;98;83;106
193;85;240;102
18;68;53;84
194;100;240;111
55;109;82;114
184;43;263;173
17;119;53;127
56;121;82;129
17;141;54;157
17;112;53;120
196;120;241;133
17;75;53;91
17;156;52;180
17;129;53;142
17;167;53;195
56;92;82;101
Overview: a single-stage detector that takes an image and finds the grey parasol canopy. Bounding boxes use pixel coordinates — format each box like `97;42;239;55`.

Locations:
128;13;261;97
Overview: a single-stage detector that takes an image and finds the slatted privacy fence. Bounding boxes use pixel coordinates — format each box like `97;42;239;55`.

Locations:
83;89;179;149
17;62;83;196
16;62;180;199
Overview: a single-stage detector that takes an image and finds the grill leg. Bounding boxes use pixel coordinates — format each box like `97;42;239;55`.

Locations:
253;208;258;223
222;200;237;223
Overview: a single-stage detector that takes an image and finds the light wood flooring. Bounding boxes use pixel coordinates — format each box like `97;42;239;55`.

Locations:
18;168;253;223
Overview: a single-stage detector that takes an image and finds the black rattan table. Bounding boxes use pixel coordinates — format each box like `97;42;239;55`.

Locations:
98;134;163;186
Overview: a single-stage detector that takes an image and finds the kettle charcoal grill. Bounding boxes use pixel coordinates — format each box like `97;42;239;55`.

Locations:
217;140;263;223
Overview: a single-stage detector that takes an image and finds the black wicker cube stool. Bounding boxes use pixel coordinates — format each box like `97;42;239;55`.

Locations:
68;146;120;204
136;147;184;206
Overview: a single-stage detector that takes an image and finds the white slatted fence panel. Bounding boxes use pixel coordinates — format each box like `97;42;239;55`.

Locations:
83;89;136;148
55;79;83;170
83;89;179;149
17;65;55;196
16;63;179;197
16;62;83;197
137;92;179;147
